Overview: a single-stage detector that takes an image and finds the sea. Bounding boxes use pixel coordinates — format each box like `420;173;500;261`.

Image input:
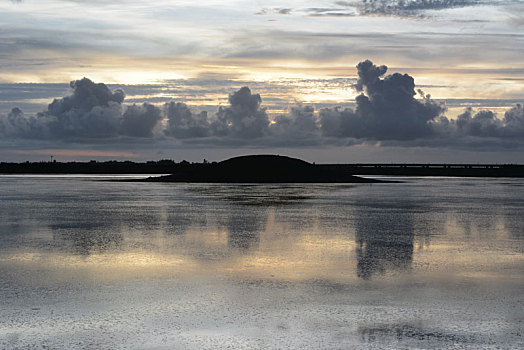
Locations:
0;175;523;349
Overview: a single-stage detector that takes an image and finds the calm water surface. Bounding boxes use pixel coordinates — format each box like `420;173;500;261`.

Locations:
0;175;523;349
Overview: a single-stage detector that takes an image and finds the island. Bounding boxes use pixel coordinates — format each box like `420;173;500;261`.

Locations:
2;156;523;178
142;155;381;183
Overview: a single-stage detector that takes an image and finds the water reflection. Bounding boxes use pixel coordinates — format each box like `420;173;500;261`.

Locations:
51;224;123;256
354;201;416;280
505;216;524;240
1;177;523;350
358;323;477;344
224;210;265;251
1;178;523;283
164;207;207;235
188;184;313;206
47;186;281;258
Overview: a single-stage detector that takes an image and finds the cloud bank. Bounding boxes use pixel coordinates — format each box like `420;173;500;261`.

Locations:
1;78;161;140
352;0;481;16
268;1;485;18
1;60;523;150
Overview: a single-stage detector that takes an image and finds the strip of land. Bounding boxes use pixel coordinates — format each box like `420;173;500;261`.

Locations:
1;156;523;178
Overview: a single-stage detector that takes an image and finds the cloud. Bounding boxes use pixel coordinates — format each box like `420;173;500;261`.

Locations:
502;104;524;137
211;87;269;139
1;61;523;151
455;108;502;137
299;1;484;18
320;60;445;140
278;8;292;15
255;8;292;15
509;14;524;27
47;78;125;114
41;78;125;138
269;105;319;139
120;103;162;137
0;78;162;139
336;0;482;17
164;102;210;139
435;103;524;140
0;107;52;139
307;12;355;17
162;87;291;143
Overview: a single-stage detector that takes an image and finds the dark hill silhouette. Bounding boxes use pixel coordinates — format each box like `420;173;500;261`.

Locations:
145;155;380;183
217;155;311;175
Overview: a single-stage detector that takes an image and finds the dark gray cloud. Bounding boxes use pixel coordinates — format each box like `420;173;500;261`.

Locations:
269;105;319;139
293;1;485;18
308;12;356;17
435;103;524;140
120;103;162;137
455;108;503;137
255;8;293;15
0;107;52;139
320;60;445;140
1;61;523;151
42;78;125;138
157;63;522;148
278;8;292;15
503;104;524;137
211;87;269;138
164;102;210;139
336;0;482;17
0;78;162;140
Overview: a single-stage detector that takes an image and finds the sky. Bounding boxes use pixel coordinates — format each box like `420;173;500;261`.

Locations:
0;0;523;163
